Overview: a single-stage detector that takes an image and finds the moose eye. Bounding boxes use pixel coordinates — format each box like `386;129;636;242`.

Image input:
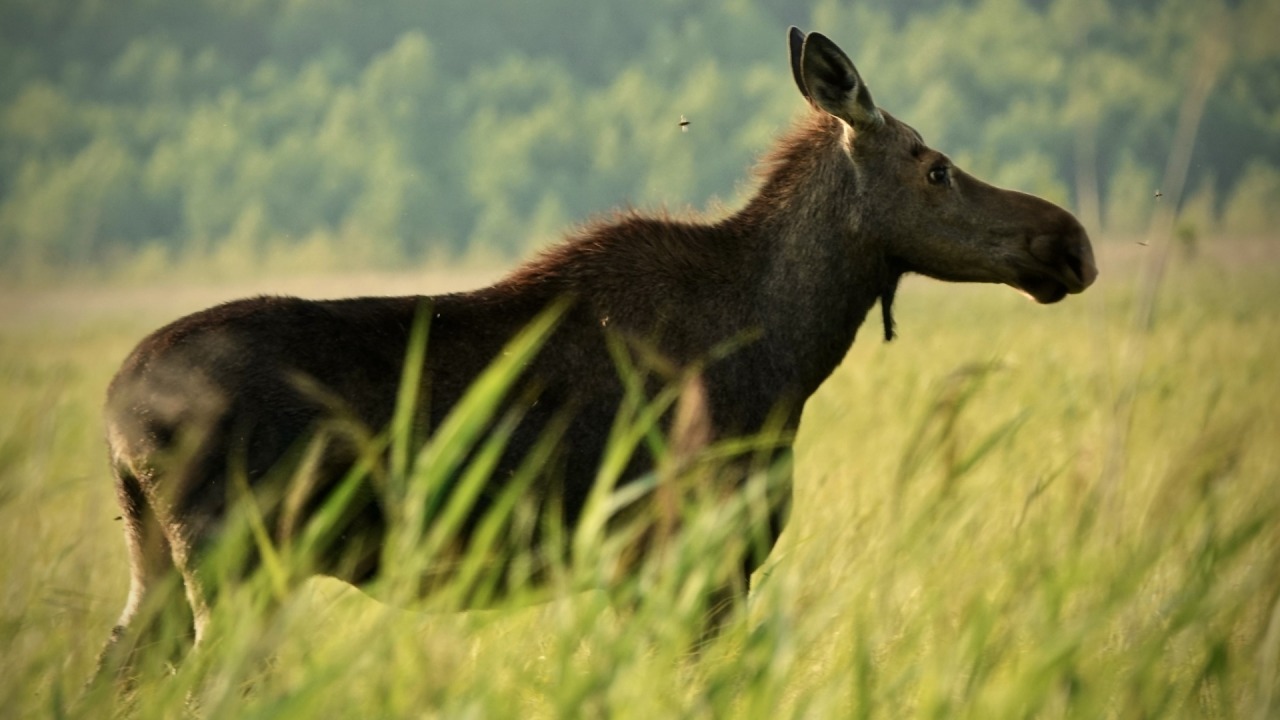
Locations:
927;165;951;186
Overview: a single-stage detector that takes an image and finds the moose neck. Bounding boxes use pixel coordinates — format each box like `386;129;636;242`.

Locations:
733;113;897;400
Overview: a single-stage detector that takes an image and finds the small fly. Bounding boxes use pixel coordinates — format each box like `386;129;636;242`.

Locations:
678;115;691;132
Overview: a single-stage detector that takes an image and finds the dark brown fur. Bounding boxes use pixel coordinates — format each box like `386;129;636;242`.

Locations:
94;28;1096;682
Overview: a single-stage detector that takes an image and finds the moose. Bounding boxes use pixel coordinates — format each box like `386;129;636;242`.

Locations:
95;28;1096;682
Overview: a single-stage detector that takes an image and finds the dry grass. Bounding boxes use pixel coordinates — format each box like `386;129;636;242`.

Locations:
1;236;1278;718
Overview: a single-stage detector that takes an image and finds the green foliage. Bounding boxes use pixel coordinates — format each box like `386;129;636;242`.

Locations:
1221;160;1280;236
0;0;1278;280
1177;176;1218;242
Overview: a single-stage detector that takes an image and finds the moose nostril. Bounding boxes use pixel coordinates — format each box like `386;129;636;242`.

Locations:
1028;234;1060;265
1069;234;1098;287
1029;232;1098;289
1064;251;1086;287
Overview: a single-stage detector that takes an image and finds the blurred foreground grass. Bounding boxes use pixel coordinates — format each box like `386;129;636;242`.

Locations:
1;238;1278;718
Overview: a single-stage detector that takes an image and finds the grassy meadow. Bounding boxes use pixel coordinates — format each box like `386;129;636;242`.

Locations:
1;237;1278;718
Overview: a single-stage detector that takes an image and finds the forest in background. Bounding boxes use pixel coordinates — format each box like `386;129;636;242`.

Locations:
1;0;1277;282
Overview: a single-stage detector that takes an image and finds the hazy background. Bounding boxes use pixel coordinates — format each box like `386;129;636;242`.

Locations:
3;3;1280;716
1;0;1277;283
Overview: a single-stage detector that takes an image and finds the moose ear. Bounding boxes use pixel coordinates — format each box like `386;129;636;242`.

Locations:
788;26;809;100
799;32;884;131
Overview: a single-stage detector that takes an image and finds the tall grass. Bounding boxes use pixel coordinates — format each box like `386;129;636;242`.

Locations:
1;240;1277;718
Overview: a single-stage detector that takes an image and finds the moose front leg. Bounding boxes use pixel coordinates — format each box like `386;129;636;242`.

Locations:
694;472;792;654
697;564;752;653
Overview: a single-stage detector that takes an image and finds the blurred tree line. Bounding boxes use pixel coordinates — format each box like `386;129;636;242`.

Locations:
1;0;1277;280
